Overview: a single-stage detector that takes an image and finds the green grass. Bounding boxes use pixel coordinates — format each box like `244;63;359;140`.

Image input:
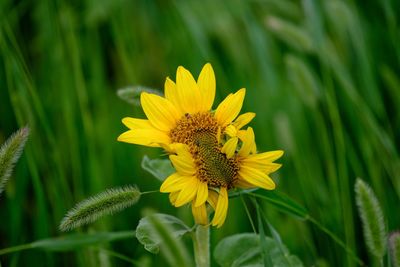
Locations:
0;0;399;266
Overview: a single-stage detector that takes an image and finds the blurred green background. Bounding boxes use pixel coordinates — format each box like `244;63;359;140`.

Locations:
1;0;399;266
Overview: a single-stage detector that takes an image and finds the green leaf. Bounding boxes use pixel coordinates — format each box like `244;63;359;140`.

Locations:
255;201;274;267
245;190;308;219
214;233;303;267
60;186;141;231
0;231;135;255
141;155;175;182
136;213;191;254
117;86;161;106
135;213;192;267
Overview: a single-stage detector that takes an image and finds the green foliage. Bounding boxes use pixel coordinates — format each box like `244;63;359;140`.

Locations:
214;233;303;267
389;232;400;267
1;0;400;265
60;186;141;231
355;178;386;259
0;127;29;196
141;156;175;182
0;231;134;255
135;213;192;267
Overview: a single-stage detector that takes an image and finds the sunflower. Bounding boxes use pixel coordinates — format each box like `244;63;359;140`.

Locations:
118;63;283;228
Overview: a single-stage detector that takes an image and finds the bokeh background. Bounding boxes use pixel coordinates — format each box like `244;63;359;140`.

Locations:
1;0;399;266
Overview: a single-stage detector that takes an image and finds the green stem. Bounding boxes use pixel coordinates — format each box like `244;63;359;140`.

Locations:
193;225;210;267
0;243;33;255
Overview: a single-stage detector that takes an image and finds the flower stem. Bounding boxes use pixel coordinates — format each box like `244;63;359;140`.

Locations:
193;225;210;267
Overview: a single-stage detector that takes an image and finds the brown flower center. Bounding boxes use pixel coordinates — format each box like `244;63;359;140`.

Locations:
170;112;239;188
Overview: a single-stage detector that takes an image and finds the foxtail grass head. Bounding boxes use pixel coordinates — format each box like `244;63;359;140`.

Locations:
355;178;386;259
118;64;283;227
389;232;400;267
60;186;140;231
0;127;30;197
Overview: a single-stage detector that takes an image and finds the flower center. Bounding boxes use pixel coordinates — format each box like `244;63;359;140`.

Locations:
170;112;239;188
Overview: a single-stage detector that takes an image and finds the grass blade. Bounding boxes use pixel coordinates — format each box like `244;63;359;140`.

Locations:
0;231;135;255
245;189;308;219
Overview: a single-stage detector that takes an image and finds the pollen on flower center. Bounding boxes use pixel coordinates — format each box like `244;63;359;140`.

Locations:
169;112;239;188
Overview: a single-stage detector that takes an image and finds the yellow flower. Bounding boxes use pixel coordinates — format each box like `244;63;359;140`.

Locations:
118;63;283;228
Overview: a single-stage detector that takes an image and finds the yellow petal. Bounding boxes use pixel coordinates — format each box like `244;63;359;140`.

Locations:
241;157;283;173
174;143;193;158
211;187;228;228
174;177;199;207
221;137;238;159
238;166;276;190
234;179;255;189
191;201;208;225
233;112;256;130
197;63;215;111
195;182;208;207
207;190;219;210
238;127;255;157
237;130;247;140
224;125;237;137
217;126;222;144
160;173;190;193
141;92;180;131
246;150;284;162
169;154;196;176
169;191;179;205
117;129;170;147
176;66;202;113
215;88;246;127
122;117;153;129
164;77;184;115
